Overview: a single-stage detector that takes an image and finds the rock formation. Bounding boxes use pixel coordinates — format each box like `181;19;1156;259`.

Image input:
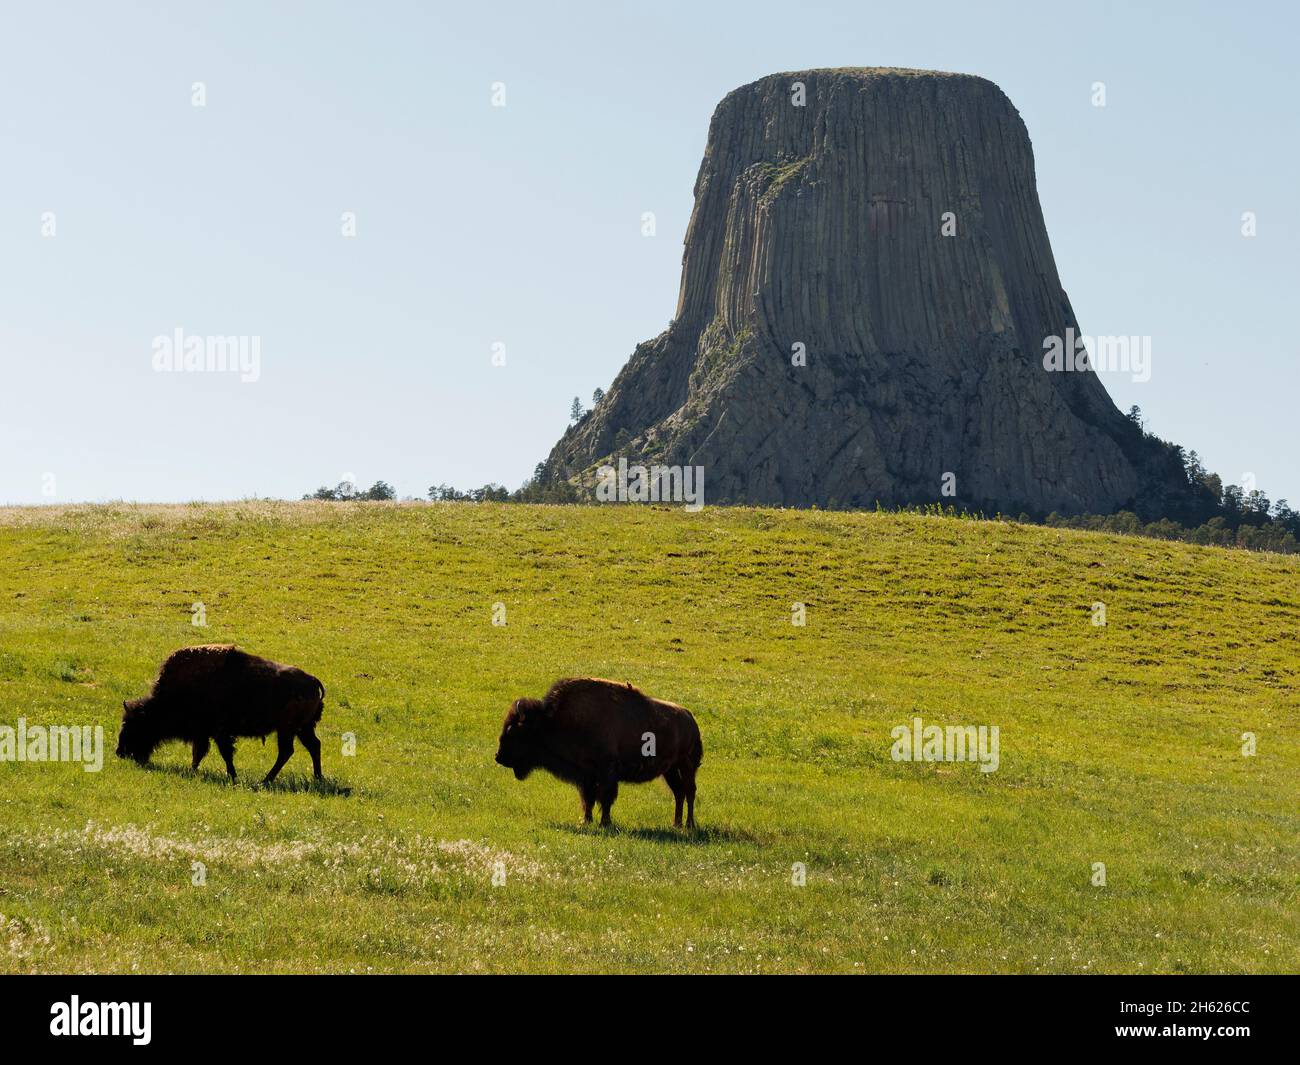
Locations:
545;68;1194;517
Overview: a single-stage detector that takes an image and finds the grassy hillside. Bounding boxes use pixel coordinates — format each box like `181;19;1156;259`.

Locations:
1;501;1296;973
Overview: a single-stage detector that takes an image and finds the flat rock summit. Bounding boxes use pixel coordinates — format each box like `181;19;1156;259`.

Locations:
545;68;1193;516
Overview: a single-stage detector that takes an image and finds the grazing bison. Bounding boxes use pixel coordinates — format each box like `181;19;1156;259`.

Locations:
495;677;703;828
117;645;325;784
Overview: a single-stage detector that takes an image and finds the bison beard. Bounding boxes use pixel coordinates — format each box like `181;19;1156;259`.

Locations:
117;645;325;784
495;677;703;828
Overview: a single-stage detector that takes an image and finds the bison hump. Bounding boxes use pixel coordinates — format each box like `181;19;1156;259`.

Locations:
154;644;237;686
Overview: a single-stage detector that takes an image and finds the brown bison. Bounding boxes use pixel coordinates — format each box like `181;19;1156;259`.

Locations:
117;645;325;784
495;677;703;828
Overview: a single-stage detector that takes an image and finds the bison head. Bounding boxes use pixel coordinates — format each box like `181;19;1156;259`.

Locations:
116;698;160;764
495;697;544;780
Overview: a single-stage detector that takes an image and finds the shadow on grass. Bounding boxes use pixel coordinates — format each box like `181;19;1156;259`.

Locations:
257;775;353;797
140;762;352;797
552;822;759;845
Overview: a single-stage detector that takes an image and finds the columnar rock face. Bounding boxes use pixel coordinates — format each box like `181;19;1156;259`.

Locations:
546;68;1190;516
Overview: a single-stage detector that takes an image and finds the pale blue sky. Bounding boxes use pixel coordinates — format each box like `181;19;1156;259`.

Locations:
1;0;1295;505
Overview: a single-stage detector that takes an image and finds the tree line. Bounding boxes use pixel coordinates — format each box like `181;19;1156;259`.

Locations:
301;405;1299;554
303;463;580;506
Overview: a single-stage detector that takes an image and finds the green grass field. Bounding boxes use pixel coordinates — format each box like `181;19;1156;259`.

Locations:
1;501;1296;973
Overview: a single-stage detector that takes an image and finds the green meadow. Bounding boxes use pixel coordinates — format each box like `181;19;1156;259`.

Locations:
0;501;1296;973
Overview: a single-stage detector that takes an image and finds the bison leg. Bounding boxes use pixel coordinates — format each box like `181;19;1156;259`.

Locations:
191;736;210;771
596;769;619;827
216;736;237;782
297;726;323;779
682;765;698;829
578;780;597;825
263;730;295;784
665;767;685;828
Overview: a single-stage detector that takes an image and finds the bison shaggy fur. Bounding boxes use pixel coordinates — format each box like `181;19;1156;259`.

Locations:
495;677;703;828
117;645;324;784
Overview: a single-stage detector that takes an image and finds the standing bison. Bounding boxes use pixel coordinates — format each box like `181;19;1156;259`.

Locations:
495;677;703;828
117;645;325;784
